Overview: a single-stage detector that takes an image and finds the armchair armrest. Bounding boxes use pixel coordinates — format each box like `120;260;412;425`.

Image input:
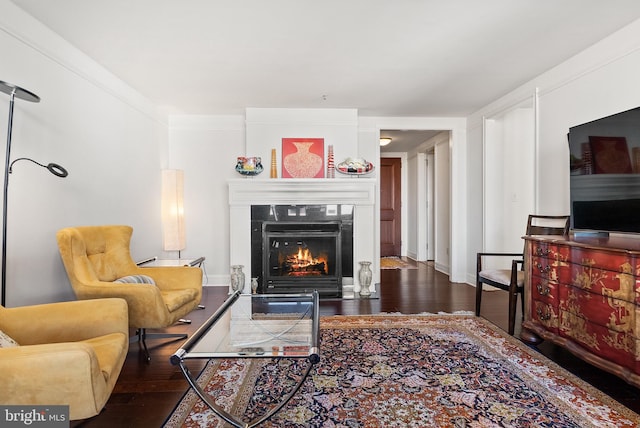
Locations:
477;252;523;257
0;342;107;412
1;298;128;345
477;252;523;272
135;265;202;290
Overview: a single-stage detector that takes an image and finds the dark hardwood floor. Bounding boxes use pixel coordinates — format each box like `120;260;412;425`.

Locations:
71;260;640;427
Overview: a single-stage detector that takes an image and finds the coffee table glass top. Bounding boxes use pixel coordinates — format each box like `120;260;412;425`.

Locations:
170;291;320;428
172;291;320;361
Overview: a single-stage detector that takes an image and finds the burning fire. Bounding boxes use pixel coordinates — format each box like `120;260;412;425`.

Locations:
284;246;328;275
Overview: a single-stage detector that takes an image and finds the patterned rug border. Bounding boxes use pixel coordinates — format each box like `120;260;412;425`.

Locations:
164;314;640;427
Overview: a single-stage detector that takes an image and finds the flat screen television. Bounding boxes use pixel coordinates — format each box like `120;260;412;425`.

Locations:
568;106;640;234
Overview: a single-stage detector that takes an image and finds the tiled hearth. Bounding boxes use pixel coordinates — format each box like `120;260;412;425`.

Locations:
228;178;377;295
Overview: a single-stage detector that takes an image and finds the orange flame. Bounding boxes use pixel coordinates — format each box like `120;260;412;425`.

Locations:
286;246;328;275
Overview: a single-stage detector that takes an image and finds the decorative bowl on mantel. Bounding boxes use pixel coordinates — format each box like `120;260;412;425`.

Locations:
336;158;374;175
235;156;264;176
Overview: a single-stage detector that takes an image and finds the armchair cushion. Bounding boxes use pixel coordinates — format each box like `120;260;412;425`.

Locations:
0;298;129;420
0;330;18;347
114;274;156;285
478;269;524;287
161;288;200;312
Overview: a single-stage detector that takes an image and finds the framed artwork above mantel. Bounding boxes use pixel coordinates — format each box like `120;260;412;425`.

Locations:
282;138;324;178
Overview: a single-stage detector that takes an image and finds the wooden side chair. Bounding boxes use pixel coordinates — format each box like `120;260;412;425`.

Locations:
475;214;569;335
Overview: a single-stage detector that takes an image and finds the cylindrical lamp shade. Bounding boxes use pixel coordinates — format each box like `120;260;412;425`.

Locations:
161;169;186;251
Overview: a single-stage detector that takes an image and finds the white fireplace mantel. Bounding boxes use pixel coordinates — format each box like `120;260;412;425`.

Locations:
228;178;377;293
229;178;375;205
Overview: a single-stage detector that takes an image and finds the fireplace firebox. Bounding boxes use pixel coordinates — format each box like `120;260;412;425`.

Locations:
251;205;353;297
263;222;341;296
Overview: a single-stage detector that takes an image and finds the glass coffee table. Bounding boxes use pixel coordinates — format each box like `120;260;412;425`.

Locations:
170;290;320;428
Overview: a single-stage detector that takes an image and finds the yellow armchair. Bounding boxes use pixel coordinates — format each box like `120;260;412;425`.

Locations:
0;298;128;420
56;225;203;361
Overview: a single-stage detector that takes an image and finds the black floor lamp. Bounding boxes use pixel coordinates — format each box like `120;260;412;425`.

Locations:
0;81;68;307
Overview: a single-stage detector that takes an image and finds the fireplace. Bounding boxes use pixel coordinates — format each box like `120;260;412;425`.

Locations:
251;205;353;297
263;222;341;296
228;178;376;295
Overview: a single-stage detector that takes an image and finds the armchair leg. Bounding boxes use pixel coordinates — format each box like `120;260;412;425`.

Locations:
475;281;483;316
507;289;518;336
131;328;188;362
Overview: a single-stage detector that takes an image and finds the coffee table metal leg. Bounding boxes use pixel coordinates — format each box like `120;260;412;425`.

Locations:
179;358;316;428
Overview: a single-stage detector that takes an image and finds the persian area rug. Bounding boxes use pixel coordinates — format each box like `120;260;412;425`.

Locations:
380;256;417;269
164;315;640;428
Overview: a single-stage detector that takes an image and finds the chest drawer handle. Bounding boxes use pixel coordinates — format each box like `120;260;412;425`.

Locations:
536;308;552;321
535;248;551;256
535;263;551;274
536;283;550;296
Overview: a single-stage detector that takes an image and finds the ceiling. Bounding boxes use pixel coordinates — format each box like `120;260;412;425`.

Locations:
379;130;441;153
10;0;640;120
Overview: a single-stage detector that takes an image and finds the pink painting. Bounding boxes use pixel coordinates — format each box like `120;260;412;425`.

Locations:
281;138;324;178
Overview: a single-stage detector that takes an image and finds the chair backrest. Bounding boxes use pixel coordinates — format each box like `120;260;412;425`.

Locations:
56;226;139;292
525;215;570;236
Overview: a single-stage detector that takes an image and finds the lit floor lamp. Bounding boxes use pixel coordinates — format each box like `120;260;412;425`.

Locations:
161;169;186;258
0;81;68;306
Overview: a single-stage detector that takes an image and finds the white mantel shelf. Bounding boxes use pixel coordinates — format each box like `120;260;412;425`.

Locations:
227;177;378;294
228;178;376;206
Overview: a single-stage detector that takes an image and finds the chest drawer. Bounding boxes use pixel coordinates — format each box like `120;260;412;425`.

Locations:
568;263;635;303
558;285;636;335
531;241;570;261
530;275;558;304
570;247;635;273
558;306;635;370
531;299;558;334
529;256;571;283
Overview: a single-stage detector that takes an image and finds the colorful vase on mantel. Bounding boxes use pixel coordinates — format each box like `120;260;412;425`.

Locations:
270;148;278;178
327;144;335;178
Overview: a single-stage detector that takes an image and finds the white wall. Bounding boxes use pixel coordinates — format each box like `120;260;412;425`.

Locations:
167;115;245;284
467;17;640;284
434;138;451;273
483;106;535;264
245;108;360;172
0;1;168;306
407;153;418;259
406;152;428;261
427;152;435;261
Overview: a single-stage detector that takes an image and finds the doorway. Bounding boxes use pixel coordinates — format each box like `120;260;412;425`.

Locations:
379;130;450;272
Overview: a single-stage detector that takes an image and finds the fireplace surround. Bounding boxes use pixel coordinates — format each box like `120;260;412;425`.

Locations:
228;178;376;295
